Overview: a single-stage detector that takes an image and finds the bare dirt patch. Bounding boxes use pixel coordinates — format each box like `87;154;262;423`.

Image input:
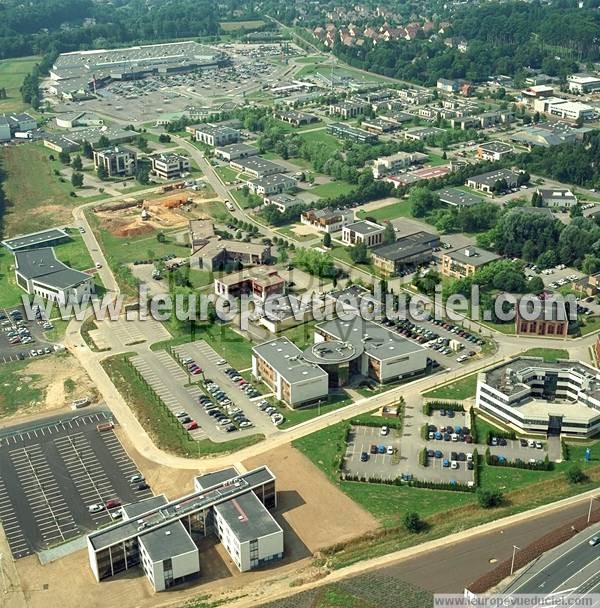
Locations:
244;444;378;553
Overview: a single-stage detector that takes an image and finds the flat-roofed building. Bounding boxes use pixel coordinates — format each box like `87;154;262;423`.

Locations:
2;227;70;252
263;193;305;213
476;141;513;161
213;491;283;572
14;247;94;304
214;268;286;302
476;357;600;438
361;118;398;134
327;122;377;143
230;156;287;179
568;74;600;94
87;466;279;591
315;317;428;384
341;220;385;248
466;168;521;194
371;232;439;275
328;100;369;119
438;187;483;208
372;151;428;178
300;208;353;233
247;173;296;196
0;117;10;142
537;187;578;208
194;123;240;147
403;126;444;141
148;152;190;179
546;100;595;122
441;246;500;278
191;238;271;272
93;146;137;177
214;143;258;161
252;337;329;408
273;110;318;126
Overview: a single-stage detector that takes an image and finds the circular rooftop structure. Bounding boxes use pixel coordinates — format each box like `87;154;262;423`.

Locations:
303;340;364;366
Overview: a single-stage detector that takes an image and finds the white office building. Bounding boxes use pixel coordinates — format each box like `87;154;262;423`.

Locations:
476;357;600;438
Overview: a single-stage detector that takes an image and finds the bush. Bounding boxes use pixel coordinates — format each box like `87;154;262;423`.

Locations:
565;464;587;484
423;400;464;415
403;511;424;533
420;423;429;441
418;447;428;467
477;488;504;509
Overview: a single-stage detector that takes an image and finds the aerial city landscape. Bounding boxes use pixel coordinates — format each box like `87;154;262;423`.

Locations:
1;0;600;607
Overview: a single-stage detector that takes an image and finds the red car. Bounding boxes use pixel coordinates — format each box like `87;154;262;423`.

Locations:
105;499;121;510
185;421;198;431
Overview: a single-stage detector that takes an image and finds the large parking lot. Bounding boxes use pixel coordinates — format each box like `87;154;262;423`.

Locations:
0;304;59;364
0;408;152;559
344;425;401;481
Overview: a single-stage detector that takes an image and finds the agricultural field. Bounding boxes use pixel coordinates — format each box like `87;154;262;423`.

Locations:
0;56;40;113
219;20;266;31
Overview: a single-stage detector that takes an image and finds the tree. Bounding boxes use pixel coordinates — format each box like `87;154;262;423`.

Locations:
82;140;93;159
97;135;110;149
156;231;166;243
58;151;71;165
403;511;424;533
383;222;396;245
71;172;84;187
71;155;83;171
323;232;332;248
528;275;544;293
158;133;171;143
96;165;108;180
477;488;503;508
136;165;150;185
565;465;586;484
349;241;369;264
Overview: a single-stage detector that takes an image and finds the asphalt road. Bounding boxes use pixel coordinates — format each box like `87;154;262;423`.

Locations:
505;521;600;596
373;497;600;594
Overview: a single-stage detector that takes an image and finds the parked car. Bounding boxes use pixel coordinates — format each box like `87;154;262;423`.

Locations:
88;504;104;513
360;452;368;462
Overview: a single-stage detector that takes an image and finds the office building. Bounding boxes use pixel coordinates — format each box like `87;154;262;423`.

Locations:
214;143;258;162
327;122;377;143
341;220;385;248
230;156;286;179
194;124;240;147
476;141;513;162
441;247;500;278
328;100;369;119
300;208;353;233
568;74;600;94
371;232;439;275
214;268;286;302
148;153;190;179
536;188;578;208
252;337;329;408
476;358;600;438
93;146;137;177
466;168;521;194
263;193;305;213
371;151;428;179
246;173;296;197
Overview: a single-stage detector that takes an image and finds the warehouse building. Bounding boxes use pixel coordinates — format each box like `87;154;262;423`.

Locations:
263;193;305;213
466;168;521;194
214;143;258;162
2;227;70;252
476;358;600;438
14;247;94;305
87;466;281;591
438;187;483;208
252;337;329;408
327;122;377;143
230;156;286;179
568;74;600;94
246;173;296;196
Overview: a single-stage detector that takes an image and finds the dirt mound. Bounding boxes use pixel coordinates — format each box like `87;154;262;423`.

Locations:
113;224;154;237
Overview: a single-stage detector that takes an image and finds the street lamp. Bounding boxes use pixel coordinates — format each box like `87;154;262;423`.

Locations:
587;495;600;524
510;545;521;576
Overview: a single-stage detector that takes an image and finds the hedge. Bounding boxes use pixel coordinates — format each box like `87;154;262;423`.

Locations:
421;423;429;441
423;400;465;416
484;428;516;445
341;474;475;492
419;447;428;467
469;409;478;443
485;447;552;471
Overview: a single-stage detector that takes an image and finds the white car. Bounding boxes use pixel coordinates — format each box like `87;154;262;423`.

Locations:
451;461;459;469
95;262;102;269
88;504;104;513
528;440;536;448
217;359;227;366
386;446;394;455
380;426;389;436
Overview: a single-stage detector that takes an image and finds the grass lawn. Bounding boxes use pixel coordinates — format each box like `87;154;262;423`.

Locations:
357;201;413;222
230;188;262;210
53;234;95;270
43;318;70;342
520;348;568;362
478;319;515;334
579;315;600;336
280;321;317;350
297;129;341;155
330;245;375;275
0;359;44;417
198;199;229;221
423;372;478;400
0;56;40;113
278;392;353;430
188;269;213;289
312;180;355;199
427;153;449;166
102;353;264;457
215;165;240;184
0;247;26;307
277;226;317;243
151;323;253;369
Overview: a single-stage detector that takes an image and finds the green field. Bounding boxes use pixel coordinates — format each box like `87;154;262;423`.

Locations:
214;165;239;184
276;226;317;243
357;200;413;222
297;129;341;154
520;348;569;362
219;20;266;31
278;392;353;429
0;56;40;113
0;142;104;234
0;359;44;417
422;372;478;400
53;234;95;270
311;180;355;199
280;321;317;349
579;315;600;336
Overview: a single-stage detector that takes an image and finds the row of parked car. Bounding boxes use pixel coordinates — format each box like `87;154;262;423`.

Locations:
430;319;484;345
203;379;254;431
360;444;395;461
428;423;474;444
224;366;260;399
257;400;284;426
